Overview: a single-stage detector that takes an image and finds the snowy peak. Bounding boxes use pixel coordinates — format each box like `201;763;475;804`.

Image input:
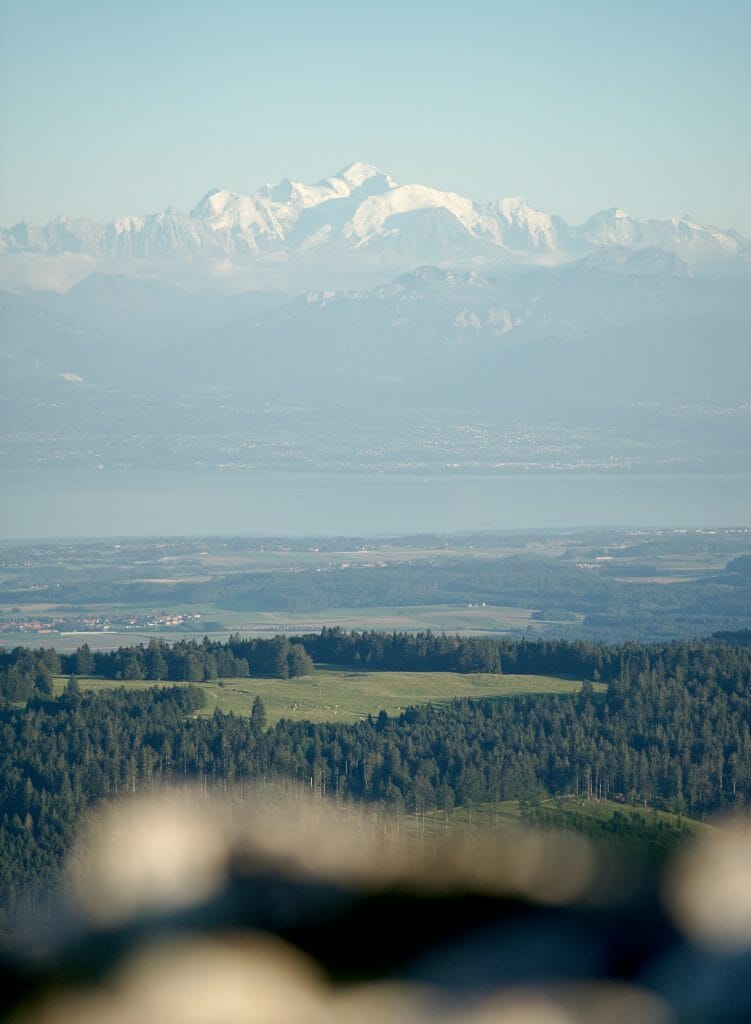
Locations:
1;163;746;275
495;195;537;219
189;189;282;251
191;188;261;222
484;195;566;251
328;161;395;192
344;183;483;242
579;208;644;246
578;207;742;259
257;162;394;209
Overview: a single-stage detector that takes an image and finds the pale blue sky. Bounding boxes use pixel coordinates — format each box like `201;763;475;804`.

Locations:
1;0;749;232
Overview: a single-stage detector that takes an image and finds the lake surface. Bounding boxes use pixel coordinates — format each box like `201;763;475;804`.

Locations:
1;469;750;540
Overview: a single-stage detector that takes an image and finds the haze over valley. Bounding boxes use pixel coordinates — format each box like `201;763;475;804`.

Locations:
2;163;750;526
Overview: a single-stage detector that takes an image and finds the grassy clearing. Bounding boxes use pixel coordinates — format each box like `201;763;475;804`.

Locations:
54;667;595;725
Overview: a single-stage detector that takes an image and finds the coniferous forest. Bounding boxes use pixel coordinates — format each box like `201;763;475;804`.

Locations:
2;632;751;930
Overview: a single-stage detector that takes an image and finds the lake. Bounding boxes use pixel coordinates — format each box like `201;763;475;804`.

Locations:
1;469;749;540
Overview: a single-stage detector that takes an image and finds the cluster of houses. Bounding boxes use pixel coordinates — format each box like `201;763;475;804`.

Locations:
0;611;203;636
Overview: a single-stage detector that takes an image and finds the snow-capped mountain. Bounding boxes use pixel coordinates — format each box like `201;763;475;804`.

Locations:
577;208;741;261
1;162;747;276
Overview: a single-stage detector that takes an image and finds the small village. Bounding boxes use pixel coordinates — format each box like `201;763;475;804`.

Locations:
0;610;203;636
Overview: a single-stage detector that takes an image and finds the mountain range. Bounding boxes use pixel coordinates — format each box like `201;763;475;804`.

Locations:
2;162;748;281
2;164;750;477
2;254;749;477
3;257;750;407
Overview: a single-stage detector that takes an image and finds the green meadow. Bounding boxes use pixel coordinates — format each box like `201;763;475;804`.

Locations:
54;667;595;725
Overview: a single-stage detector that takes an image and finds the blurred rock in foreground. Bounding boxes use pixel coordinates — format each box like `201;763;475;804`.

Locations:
2;786;751;1023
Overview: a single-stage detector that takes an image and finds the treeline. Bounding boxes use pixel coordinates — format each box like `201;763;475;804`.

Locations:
3;636;751;929
4;628;749;704
713;628;751;646
0;636;315;701
300;628;751;691
520;804;694;859
301;629;619;678
0;629;635;702
0;648;57;703
301;629;502;673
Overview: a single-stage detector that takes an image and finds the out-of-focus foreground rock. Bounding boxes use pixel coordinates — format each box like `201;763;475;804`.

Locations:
2;787;751;1023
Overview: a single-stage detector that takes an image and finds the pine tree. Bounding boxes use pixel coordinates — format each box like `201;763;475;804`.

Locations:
250;696;267;734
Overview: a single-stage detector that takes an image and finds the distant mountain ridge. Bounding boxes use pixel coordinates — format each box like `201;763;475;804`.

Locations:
2;162;747;274
2;254;750;476
5;255;750;401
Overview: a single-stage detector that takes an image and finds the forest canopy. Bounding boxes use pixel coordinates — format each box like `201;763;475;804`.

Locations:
2;633;750;931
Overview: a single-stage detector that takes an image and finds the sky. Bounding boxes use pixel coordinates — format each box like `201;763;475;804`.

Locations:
0;0;749;233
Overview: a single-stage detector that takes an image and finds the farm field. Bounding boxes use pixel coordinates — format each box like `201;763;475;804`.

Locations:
203;603;574;634
5;603;580;651
4;528;748;648
53;667;595;725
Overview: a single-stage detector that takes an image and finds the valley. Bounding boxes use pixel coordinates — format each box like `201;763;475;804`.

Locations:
2;527;750;644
